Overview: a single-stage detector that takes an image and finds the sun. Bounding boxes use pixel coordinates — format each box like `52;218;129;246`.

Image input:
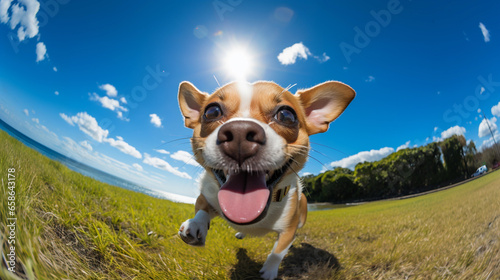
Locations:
223;47;254;81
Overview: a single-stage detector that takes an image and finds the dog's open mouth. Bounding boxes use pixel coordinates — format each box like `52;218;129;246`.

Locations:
212;159;293;225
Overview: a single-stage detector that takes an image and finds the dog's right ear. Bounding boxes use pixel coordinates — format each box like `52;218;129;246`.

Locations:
178;81;208;129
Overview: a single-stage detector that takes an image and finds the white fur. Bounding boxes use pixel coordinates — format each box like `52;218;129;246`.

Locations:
179;210;210;245
236;81;253;117
260;240;294;280
235;232;246;239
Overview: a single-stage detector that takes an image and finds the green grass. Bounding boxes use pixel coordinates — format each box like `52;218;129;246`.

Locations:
1;129;499;279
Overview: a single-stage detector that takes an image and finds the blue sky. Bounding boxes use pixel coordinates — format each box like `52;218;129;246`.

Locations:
1;0;500;200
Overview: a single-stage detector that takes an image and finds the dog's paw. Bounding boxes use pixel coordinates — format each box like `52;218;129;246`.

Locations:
235;232;246;239
259;253;282;280
178;211;210;246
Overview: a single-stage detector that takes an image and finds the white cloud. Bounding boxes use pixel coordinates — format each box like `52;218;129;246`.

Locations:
60;112;141;158
90;92;128;120
480;131;500;150
170;150;200;166
132;163;143;172
59;112;109;142
434;127;438;132
149;113;162;127
5;0;40;41
31;117;39;124
120;97;127;104
143;153;192;179
23;108;29;116
277;42;330;65
35;42;47;62
40;125;50;134
478;117;497;138
301;172;312;177
277;42;311;65
396;141;410;151
434;125;466;142
154;149;170;155
79;140;93;151
59;112;74;125
0;0;12;23
479;22;490;42
492;102;500;117
328;147;394;171
53;66;57;72
104;136;142;159
55;91;59;95
90;93;125;112
313;52;330;63
99;83;117;97
365;76;375;82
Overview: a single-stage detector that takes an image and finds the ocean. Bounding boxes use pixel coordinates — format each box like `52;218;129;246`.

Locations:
0;118;195;204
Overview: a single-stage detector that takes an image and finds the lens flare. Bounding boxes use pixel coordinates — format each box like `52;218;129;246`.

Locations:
223;47;253;81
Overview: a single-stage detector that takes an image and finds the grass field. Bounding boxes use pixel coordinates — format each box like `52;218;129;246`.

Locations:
1;130;499;279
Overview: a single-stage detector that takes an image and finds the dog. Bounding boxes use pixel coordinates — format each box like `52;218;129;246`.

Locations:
177;80;355;279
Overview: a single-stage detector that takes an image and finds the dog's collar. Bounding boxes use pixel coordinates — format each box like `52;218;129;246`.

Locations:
272;185;290;202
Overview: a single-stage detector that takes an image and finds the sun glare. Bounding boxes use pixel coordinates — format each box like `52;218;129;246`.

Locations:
223;47;254;81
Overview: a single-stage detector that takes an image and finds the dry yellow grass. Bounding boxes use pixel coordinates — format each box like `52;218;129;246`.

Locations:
293;171;500;279
1;129;499;279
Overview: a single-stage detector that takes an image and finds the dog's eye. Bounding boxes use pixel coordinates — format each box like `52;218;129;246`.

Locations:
274;106;297;126
204;104;223;121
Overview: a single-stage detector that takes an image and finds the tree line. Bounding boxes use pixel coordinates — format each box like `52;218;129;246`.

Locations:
303;135;500;203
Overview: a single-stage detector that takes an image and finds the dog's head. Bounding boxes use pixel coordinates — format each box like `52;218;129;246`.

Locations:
178;80;355;224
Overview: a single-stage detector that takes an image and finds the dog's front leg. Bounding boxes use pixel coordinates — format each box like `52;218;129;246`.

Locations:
178;194;213;246
259;223;297;280
260;196;302;279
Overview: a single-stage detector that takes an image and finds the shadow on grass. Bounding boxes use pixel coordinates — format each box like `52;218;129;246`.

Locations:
230;243;340;279
229;248;263;280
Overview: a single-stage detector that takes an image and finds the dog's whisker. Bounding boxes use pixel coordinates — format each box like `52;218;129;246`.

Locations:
288;143;342;164
213;75;227;100
309;141;348;156
276;83;297;101
308;155;331;171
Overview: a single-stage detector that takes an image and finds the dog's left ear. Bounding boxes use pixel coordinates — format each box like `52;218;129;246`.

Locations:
296;81;355;135
178;81;208;129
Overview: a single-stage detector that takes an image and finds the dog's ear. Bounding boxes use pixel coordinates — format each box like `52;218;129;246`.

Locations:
178;81;208;129
296;81;355;135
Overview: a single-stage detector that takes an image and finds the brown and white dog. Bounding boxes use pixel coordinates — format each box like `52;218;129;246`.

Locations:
177;80;355;279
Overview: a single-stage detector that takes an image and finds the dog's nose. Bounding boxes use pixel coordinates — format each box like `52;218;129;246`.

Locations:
217;121;266;166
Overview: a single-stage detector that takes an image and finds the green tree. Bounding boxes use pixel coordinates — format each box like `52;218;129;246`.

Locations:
440;135;467;180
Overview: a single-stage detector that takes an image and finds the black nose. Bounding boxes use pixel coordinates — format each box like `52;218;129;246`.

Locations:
217;121;266;166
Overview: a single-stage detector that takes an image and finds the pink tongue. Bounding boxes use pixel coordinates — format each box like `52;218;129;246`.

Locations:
218;171;270;224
